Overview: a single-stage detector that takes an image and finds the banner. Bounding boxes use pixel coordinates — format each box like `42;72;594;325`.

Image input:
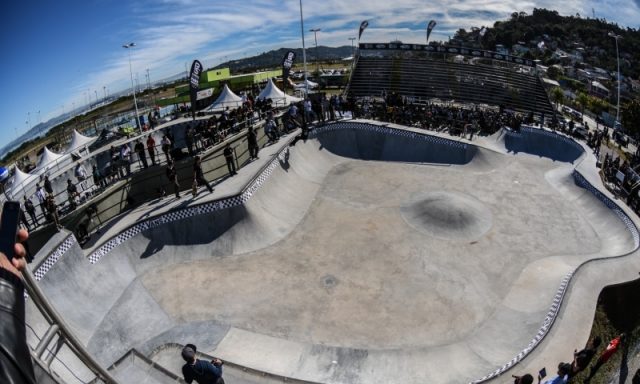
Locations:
359;20;369;40
196;88;214;101
281;50;296;91
189;60;203;119
426;20;437;43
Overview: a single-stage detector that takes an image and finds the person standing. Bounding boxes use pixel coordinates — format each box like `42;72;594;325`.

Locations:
120;144;132;176
147;135;157;165
161;135;172;163
75;163;87;191
66;180;79;211
166;160;180;199
35;184;47;216
134;139;148;169
247;126;259;160
181;345;224;384
23;196;38;228
43;175;53;195
193;156;213;194
45;193;62;230
223;144;236;176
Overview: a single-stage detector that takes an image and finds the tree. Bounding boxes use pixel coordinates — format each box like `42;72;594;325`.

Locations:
551;87;564;107
621;98;640;137
576;92;590;117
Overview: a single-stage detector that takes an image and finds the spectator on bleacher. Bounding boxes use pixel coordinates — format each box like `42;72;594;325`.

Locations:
147;135;157;165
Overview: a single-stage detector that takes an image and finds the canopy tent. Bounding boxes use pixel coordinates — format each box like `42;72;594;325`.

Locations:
9;166;37;196
32;146;67;175
204;84;243;112
257;78;302;107
293;79;319;90
66;130;98;154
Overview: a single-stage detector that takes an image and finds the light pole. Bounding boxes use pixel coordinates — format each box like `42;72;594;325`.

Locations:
349;37;356;58
298;0;309;96
310;28;321;74
122;42;142;133
608;31;622;128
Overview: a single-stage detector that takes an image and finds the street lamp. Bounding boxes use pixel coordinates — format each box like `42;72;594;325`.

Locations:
122;42;142;134
298;0;309;96
309;28;321;74
608;31;622;128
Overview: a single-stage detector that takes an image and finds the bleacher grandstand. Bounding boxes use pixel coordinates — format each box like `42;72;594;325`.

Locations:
349;45;555;116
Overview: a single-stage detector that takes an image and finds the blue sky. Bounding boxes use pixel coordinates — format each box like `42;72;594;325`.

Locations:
1;0;638;149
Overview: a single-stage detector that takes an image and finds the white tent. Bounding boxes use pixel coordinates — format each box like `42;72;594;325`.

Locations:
257;78;302;107
293;79;319;90
9;166;36;196
66;130;98;154
32;146;66;174
205;84;243;112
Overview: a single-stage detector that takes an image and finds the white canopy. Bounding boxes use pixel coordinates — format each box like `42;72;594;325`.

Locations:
66;130;97;154
33;146;64;174
257;78;302;107
293;79;319;89
9;166;36;196
205;84;243;112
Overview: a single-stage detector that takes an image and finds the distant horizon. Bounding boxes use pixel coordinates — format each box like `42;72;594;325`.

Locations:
1;1;638;158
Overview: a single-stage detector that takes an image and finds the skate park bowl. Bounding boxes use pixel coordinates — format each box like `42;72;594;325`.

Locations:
27;121;640;384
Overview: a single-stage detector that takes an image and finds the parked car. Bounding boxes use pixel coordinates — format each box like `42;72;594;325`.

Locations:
572;124;589;139
613;130;629;147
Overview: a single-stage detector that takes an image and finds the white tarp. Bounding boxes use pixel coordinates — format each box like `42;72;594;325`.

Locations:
197;88;214;100
205;84;243;112
257;78;302;107
32;146;69;175
293;79;319;89
66;130;98;154
9;166;36;196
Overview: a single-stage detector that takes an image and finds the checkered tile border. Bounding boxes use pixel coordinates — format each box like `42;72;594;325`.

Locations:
33;234;77;281
310;122;469;150
85;147;291;265
470;171;640;383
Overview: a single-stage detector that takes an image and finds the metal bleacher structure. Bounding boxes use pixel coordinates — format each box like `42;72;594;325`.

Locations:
348;42;556;116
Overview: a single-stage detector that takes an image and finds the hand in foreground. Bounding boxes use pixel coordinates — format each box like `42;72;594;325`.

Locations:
0;229;29;278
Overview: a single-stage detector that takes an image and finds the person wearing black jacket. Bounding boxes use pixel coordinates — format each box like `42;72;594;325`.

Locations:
0;228;37;384
223;144;236;176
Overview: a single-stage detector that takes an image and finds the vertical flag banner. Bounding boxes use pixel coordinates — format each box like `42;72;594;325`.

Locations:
359;20;369;40
281;50;296;91
426;20;437;43
189;60;203;119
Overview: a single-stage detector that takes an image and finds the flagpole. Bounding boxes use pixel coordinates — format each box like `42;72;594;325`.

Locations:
299;0;309;97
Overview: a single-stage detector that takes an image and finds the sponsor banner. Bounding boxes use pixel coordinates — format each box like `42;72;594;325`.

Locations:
196;88;214;101
359;43;534;67
359;20;369;40
281;50;296;90
189;60;203;118
426;20;437;42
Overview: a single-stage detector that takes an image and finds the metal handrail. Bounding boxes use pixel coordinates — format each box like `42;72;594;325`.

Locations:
22;269;119;384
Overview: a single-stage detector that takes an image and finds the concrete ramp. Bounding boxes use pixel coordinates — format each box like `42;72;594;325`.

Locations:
504;126;584;163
